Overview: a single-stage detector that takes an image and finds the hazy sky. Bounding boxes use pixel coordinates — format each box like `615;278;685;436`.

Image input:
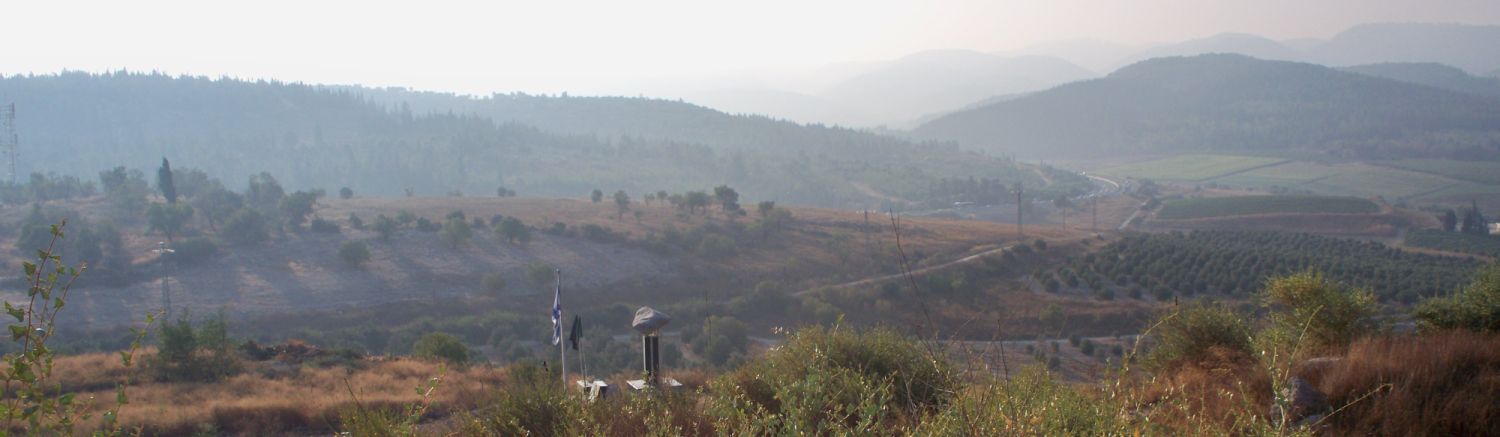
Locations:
5;0;1499;95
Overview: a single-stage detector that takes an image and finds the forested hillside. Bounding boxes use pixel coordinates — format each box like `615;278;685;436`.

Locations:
915;54;1500;160
0;72;1078;207
1341;62;1500;99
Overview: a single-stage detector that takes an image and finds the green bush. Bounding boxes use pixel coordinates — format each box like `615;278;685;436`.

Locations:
1414;263;1500;332
372;215;398;241
1145;302;1253;372
1261;270;1377;357
153;313;241;382
711;326;955;433
221;207;269;245
439;216;472;248
339;240;371;268
412;332;469;366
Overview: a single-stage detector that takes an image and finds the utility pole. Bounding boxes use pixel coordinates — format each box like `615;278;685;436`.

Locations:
1;104;17;184
1016;182;1024;237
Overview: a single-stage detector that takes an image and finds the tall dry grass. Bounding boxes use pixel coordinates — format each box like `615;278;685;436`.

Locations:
53;351;505;436
1311;330;1500;436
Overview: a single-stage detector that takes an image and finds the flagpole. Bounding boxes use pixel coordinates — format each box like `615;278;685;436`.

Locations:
557;269;566;392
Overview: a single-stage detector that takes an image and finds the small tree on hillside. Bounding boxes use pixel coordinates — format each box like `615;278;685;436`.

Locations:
279;190;319;228
339;187;354;199
757;200;776;217
656;190;669;206
99;166;151;215
496;216;530;244
221;208;269;245
1441;209;1459;232
339;240;371;268
372;215;398;241
613;190;630;220
714;185;740;213
146;202;194;243
591;189;603;203
439;216;472;248
686;191;710;214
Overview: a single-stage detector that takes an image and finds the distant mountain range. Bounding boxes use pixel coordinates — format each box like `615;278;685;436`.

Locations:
679;22;1500;128
1340;62;1500;99
913;54;1500;160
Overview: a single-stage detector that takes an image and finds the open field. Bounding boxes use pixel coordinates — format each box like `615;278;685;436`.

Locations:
1207;161;1461;199
1099;154;1286;181
1404;230;1500;258
1155;195;1379;220
1376;159;1500;185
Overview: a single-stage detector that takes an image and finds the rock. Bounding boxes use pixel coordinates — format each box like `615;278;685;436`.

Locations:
631;307;671;334
1273;377;1329;424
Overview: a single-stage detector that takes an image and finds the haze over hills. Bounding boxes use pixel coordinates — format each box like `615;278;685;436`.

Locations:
662;22;1500;129
913;54;1500;160
0;72;1072;208
1341;62;1500;99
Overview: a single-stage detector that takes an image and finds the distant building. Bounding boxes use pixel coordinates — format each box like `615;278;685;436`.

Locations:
1490;222;1500;235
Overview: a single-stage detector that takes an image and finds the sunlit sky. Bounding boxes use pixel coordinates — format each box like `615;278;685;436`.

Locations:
5;0;1499;95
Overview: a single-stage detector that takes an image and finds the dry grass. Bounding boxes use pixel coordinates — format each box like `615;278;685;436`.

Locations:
1311;330;1500;436
53;351;505;436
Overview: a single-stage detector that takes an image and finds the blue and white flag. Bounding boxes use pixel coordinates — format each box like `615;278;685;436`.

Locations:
550;270;562;346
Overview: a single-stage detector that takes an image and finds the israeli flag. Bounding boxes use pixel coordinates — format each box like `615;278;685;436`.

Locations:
550;271;562;346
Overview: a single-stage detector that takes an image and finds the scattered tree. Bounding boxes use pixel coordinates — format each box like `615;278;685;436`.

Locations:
613;190;630;219
146;202;194;243
221;208;269;245
439;216;472;248
372;214;398;241
412;332;469;366
591;189;603;203
757;200;776;217
339;240;371;267
99;166;151;215
339;186;354;199
279;190;319;228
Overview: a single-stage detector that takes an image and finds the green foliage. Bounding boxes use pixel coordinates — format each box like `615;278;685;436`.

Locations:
191;182;242;231
220;208;269;245
157;158;177;204
372;215;398;241
1414;263;1500;332
411;332;469;366
590;189;603;203
98;166;151;216
494;216;530;244
338;186;353;199
145;202;194;241
916;366;1131;435
1145;302;1254;372
438;216;472;248
245;172;286;213
1261;271;1377;356
712;326;955;433
278;190;319;228
1063;230;1476;303
339;367;444;437
310;217;340;234
0;172;97;204
1156;195;1379;220
153;312;240;382
1405;229;1500;258
339;240;372;268
612;190;630;219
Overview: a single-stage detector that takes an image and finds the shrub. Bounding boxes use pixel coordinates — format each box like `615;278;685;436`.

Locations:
310;217;340;234
1414;263;1500;333
1145;303;1253;372
1261;270;1376;357
339;187;353;199
527;263;556;288
339;240;371;268
439;217;472;248
415;217;438;232
348;213;365;230
153;313;241;382
711;326;955;433
412;332;470;366
220;207;269;245
372;215;398;241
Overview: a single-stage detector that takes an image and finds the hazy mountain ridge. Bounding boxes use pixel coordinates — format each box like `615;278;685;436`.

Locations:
913;54;1500;160
1340;62;1500;99
0;72;1059;208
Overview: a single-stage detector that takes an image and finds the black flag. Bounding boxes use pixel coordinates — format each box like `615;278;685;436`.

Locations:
568;315;583;350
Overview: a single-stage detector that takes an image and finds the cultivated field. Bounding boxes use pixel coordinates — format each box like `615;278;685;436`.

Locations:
1404;229;1500;258
1099;154;1286;181
1377;159;1500;185
1155;195;1379;220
